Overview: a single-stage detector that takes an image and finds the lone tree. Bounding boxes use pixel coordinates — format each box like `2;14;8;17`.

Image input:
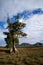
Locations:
3;16;27;53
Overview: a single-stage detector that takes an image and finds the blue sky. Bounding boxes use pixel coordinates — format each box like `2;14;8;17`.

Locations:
0;0;43;46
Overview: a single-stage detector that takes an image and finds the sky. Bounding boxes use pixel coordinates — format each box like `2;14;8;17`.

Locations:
0;0;43;46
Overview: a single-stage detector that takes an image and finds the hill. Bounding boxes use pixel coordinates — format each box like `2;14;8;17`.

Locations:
33;42;43;47
18;43;31;47
16;42;43;47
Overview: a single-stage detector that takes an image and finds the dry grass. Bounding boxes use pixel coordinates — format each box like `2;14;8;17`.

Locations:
0;47;43;65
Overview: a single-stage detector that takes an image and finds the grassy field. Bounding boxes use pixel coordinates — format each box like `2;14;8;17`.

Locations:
0;47;43;65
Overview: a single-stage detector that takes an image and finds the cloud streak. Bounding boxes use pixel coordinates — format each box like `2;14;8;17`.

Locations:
19;14;43;44
0;0;43;21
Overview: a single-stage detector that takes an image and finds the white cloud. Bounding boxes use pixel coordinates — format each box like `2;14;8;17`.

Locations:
19;19;23;23
19;14;43;44
3;23;8;28
0;25;9;46
0;28;7;46
0;0;43;21
0;28;8;39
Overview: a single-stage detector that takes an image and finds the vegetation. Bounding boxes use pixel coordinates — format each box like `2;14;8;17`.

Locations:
2;13;43;65
0;47;43;65
3;16;27;53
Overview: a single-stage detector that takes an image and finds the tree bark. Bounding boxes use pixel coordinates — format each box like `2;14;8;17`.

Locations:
10;47;13;53
13;45;19;53
10;45;19;53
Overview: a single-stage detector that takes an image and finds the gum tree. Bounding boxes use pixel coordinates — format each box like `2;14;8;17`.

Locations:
3;16;27;53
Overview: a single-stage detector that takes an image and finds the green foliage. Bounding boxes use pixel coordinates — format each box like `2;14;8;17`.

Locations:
14;38;19;43
4;16;27;48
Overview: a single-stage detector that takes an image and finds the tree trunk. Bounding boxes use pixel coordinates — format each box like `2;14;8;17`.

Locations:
13;45;19;53
10;45;19;53
10;47;13;53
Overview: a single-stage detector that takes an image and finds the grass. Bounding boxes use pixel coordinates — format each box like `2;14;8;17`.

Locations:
0;47;43;65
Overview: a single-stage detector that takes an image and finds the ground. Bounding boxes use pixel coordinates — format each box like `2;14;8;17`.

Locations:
0;47;43;65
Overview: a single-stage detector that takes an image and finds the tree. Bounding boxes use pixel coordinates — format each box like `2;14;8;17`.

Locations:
3;16;27;53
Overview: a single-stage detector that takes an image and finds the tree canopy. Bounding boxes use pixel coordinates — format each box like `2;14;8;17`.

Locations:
3;16;27;49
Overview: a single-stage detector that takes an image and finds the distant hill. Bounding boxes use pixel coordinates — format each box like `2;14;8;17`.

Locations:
18;43;31;47
16;42;43;47
33;42;43;47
